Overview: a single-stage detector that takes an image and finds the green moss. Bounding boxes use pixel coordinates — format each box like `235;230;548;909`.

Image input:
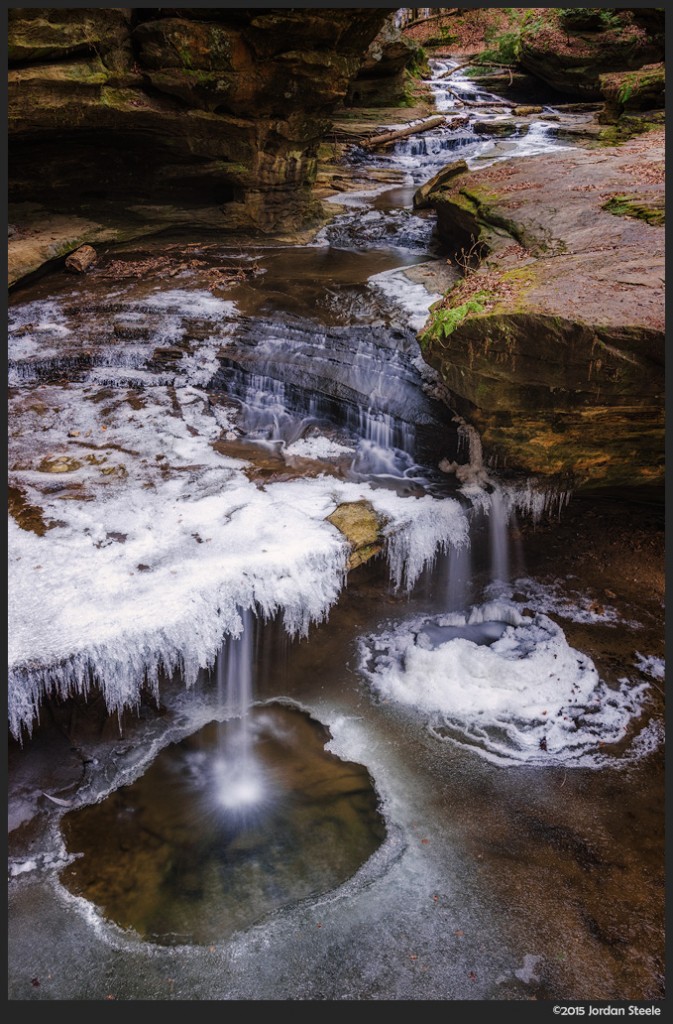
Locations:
616;66;664;107
459;187;544;251
406;44;430;79
598;110;665;144
178;44;194;69
460;186;501;207
419;290;490;348
602;194;664;226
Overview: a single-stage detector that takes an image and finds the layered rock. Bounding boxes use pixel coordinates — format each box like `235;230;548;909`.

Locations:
345;12;428;108
518;8;664;101
8;7;388;252
417;131;665;493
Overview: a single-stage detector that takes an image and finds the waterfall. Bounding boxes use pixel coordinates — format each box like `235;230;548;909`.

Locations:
447;538;472;612
349;407;419;480
488;488;510;586
213;608;262;811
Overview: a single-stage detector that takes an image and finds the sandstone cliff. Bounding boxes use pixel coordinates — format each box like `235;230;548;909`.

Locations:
417;130;664;493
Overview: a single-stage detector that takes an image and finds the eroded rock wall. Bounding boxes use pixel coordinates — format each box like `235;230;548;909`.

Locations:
8;7;388;233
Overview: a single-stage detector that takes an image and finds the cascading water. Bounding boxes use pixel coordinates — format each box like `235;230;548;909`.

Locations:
353;56;573;183
8;53;663;1001
446;538;472;612
488;487;511;587
213;607;261;812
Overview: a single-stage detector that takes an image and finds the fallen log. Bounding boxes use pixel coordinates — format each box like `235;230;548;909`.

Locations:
470;60;519;69
360;115;446;150
443;84;511;107
470;69;515;87
65;244;97;273
402;10;459;29
436;60;474;79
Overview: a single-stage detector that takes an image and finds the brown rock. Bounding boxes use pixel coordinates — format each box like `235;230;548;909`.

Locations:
513;105;543;116
417;132;665;492
7;9;389;245
326;500;384;570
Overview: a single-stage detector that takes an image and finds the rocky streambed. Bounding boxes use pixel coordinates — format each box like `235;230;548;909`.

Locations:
7;49;665;1003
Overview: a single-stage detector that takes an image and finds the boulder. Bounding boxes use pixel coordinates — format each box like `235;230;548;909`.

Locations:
417;132;664;493
326;501;384;570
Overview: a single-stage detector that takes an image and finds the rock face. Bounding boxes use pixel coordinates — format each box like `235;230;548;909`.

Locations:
8;8;388;236
345;12;427;107
518;8;664;100
417;131;664;493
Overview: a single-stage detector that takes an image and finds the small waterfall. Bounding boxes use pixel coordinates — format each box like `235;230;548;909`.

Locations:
218;356;433;486
447;539;472;612
488;488;510;586
349;407;419;480
213;608;262;812
228;372;323;445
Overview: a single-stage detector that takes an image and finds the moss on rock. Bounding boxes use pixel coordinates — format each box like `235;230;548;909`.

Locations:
415;135;664;492
602;194;664;227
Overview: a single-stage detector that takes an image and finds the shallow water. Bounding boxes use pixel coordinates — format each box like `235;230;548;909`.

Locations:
58;703;386;946
7;58;664;1001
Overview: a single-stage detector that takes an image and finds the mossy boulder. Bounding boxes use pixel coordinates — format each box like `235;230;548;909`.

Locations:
417;133;664;492
599;63;665;119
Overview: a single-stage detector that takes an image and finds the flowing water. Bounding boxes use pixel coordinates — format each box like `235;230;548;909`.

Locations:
7;59;665;1001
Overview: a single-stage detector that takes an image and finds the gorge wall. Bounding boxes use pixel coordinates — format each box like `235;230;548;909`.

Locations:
8;8;390;235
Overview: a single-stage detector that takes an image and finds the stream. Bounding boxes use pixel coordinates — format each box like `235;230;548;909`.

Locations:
7;59;665;1002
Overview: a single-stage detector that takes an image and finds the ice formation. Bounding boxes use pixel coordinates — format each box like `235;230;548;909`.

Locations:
358;600;652;766
8;369;469;740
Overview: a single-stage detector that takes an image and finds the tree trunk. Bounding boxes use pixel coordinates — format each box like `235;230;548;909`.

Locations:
361;115;446;150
